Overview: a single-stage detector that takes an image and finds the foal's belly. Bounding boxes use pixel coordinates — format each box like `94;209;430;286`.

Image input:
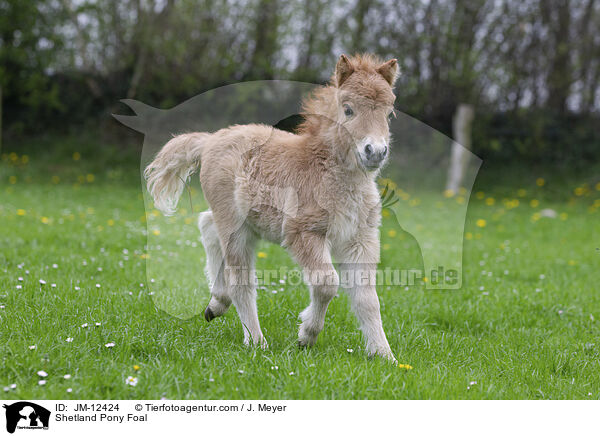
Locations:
246;206;284;244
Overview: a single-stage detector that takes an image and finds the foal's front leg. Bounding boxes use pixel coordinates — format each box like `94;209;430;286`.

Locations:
288;232;339;347
335;236;396;361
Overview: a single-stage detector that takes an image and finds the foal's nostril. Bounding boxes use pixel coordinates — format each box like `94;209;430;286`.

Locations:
365;144;373;157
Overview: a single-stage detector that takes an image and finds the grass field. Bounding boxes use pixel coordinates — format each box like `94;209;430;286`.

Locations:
1;137;600;399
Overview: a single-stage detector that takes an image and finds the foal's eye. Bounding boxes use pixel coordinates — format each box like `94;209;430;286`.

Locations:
343;105;354;117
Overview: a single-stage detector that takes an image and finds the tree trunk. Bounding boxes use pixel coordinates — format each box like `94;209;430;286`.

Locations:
446;104;474;194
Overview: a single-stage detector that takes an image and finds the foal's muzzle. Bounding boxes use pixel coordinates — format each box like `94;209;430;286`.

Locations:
359;137;388;170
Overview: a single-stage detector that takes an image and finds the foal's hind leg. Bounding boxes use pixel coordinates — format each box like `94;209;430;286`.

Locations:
198;211;231;321
223;225;267;348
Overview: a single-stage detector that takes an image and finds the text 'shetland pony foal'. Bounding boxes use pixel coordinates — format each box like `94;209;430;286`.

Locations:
145;54;399;361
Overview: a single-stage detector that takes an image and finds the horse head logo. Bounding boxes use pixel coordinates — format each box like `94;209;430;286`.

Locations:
3;402;51;433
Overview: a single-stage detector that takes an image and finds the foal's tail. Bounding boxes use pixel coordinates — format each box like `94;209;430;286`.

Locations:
144;132;210;216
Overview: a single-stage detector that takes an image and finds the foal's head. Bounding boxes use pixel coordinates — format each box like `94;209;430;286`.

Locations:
333;54;398;172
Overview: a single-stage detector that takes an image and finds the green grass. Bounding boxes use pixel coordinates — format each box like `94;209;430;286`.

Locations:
1;139;600;399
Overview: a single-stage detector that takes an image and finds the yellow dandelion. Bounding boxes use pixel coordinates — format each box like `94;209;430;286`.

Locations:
536;178;545;187
184;217;193;224
574;187;585;196
17;209;26;216
383;243;391;251
9;176;17;184
388;229;397;238
423;277;428;282
596;182;600;191
459;187;467;195
152;229;160;236
455;196;465;204
568;260;577;266
87;207;95;214
475;191;485;200
397;363;413;370
21;155;29;164
107;219;115;226
97;225;104;231
485;197;495;206
444;189;456;198
531;212;541;222
465;232;473;240
257;251;268;259
476;219;486;228
9;152;18;162
530;199;539;208
140;215;147;223
140;253;149;259
72;152;81;161
133;365;140;371
382;209;390;218
151;210;160;217
517;189;527;197
41;216;50;224
86;174;95;183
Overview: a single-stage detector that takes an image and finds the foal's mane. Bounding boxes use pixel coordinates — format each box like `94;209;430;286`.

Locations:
297;54;394;136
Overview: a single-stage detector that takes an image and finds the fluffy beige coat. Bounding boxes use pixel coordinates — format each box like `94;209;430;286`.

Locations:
145;54;399;360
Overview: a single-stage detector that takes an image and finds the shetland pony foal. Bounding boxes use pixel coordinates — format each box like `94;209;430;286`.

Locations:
145;54;399;361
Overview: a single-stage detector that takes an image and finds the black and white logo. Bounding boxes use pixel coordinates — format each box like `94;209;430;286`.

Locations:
3;402;50;434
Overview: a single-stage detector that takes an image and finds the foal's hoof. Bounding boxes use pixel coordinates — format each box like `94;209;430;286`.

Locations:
204;306;215;322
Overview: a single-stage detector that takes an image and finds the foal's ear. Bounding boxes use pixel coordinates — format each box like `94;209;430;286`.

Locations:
335;54;355;87
377;59;399;86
